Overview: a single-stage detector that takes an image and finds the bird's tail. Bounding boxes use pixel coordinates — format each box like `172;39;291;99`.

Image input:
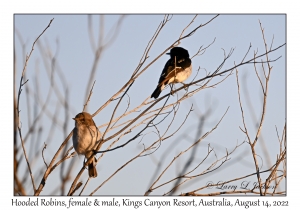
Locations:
151;86;162;99
88;157;97;178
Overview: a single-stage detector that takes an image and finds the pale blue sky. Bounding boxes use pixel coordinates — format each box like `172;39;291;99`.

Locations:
14;14;285;196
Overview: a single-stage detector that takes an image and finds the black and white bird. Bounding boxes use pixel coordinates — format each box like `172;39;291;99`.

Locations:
151;47;192;99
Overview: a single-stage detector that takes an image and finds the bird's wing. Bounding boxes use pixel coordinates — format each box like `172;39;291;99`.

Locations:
158;59;174;84
157;57;191;84
160;58;191;85
159;66;185;85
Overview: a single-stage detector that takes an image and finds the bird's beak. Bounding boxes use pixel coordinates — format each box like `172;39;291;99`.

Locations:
166;52;170;55
72;118;75;120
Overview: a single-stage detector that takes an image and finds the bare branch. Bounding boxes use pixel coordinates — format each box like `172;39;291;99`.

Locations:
83;80;96;112
16;18;54;194
42;143;48;168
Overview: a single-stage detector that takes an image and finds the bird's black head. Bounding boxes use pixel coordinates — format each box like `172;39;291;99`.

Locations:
166;47;189;58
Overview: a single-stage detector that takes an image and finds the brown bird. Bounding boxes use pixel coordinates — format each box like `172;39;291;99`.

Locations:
151;47;192;99
72;112;101;178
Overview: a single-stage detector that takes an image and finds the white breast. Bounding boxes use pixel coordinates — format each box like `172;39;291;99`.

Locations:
169;66;192;84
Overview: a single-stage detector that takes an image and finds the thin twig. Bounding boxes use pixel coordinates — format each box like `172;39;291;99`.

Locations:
83;80;96;112
16;18;54;194
42;143;48;168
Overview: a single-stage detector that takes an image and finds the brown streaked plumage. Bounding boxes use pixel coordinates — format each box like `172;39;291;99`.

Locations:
72;112;102;178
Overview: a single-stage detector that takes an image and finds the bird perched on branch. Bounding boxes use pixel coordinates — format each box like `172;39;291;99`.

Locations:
72;112;101;178
151;47;192;99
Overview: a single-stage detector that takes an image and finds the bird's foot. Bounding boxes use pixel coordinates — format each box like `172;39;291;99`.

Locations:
182;83;188;90
82;159;88;169
171;89;175;96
